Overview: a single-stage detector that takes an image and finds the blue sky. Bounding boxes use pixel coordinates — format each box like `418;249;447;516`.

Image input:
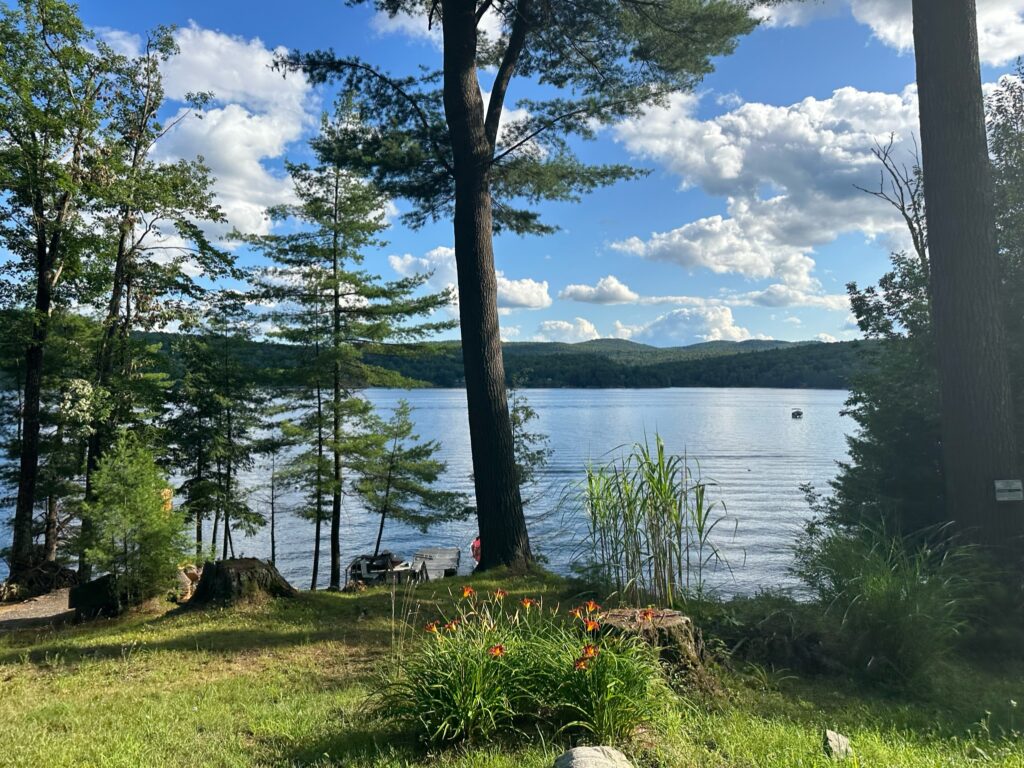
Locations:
73;0;1024;345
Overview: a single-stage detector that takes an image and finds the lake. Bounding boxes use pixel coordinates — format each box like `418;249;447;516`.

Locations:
0;387;853;594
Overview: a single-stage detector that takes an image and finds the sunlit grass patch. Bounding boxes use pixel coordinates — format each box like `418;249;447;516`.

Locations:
0;569;1020;767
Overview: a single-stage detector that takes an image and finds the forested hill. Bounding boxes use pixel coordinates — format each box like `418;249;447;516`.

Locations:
142;333;871;390
371;338;868;389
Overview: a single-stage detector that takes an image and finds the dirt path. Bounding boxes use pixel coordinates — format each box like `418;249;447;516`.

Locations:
0;588;74;631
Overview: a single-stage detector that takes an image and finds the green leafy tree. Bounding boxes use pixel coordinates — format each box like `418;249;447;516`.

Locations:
282;0;764;569
78;26;232;577
247;106;453;590
353;400;466;558
0;0;113;583
83;431;187;604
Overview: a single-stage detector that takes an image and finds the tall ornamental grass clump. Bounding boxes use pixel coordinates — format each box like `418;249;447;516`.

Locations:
381;588;668;747
577;436;732;605
794;524;983;686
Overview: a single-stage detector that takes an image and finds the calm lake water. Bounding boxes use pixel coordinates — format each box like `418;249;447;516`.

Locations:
0;388;852;594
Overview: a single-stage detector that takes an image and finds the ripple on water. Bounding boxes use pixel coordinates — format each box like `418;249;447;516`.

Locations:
0;387;851;594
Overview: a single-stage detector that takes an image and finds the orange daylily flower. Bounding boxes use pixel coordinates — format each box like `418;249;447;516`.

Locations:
424;621;440;634
494;588;508;600
581;644;599;659
584;618;601;632
574;657;589;671
569;607;583;619
520;597;537;609
462;585;476;598
585;599;601;613
638;608;656;622
487;644;507;658
443;620;460;632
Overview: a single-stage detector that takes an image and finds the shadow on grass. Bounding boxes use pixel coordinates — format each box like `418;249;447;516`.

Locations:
0;571;581;669
264;717;423;767
0;590;400;666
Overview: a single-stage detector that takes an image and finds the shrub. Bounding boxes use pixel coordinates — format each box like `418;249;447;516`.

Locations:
84;432;188;604
381;589;668;747
793;524;983;686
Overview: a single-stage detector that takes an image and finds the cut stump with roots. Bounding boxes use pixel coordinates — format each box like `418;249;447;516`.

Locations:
600;608;717;693
189;558;297;606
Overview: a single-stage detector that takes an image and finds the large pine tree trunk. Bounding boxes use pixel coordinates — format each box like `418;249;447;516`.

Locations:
912;0;1024;547
9;238;54;584
441;0;531;570
329;191;344;591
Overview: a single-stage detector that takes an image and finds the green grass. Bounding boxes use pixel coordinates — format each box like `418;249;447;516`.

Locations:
0;570;1021;767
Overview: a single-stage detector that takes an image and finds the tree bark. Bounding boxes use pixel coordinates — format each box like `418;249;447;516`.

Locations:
372;444;396;558
329;171;344;591
44;495;58;563
269;455;277;566
441;0;532;569
9;232;55;583
912;0;1024;547
311;373;325;591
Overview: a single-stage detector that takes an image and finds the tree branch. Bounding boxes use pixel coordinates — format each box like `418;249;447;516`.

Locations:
484;0;531;152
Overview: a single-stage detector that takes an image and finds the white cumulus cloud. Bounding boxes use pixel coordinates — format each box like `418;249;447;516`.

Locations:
150;24;315;238
559;275;640;304
534;317;601;343
758;0;1024;66
613;85;921;296
617;307;768;345
390;246;551;310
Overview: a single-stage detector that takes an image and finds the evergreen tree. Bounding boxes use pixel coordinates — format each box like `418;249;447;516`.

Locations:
247;106;453;590
166;306;265;562
352;400;465;558
78;26;232;577
826;71;1024;540
282;0;763;569
84;431;187;604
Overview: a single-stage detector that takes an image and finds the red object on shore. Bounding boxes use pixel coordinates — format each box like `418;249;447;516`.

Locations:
471;537;481;563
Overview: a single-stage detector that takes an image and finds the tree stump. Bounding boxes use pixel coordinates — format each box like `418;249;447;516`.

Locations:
189;558;297;606
69;574;125;620
600;608;717;694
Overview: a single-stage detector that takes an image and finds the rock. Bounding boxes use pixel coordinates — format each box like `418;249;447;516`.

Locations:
174;570;193;602
823;729;853;760
69;574;126;620
189;558;297;606
173;565;203;603
553;746;634;768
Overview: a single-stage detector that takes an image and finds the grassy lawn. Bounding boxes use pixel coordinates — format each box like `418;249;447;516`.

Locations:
0;570;1021;767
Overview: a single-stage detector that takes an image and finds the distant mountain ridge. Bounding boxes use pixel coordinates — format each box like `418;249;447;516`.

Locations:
133;331;865;390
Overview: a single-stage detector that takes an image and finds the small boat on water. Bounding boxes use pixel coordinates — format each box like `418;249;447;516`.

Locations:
791;408;804;419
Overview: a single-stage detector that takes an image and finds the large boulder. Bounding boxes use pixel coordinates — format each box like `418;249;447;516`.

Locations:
553;747;634;768
189;558;297;606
